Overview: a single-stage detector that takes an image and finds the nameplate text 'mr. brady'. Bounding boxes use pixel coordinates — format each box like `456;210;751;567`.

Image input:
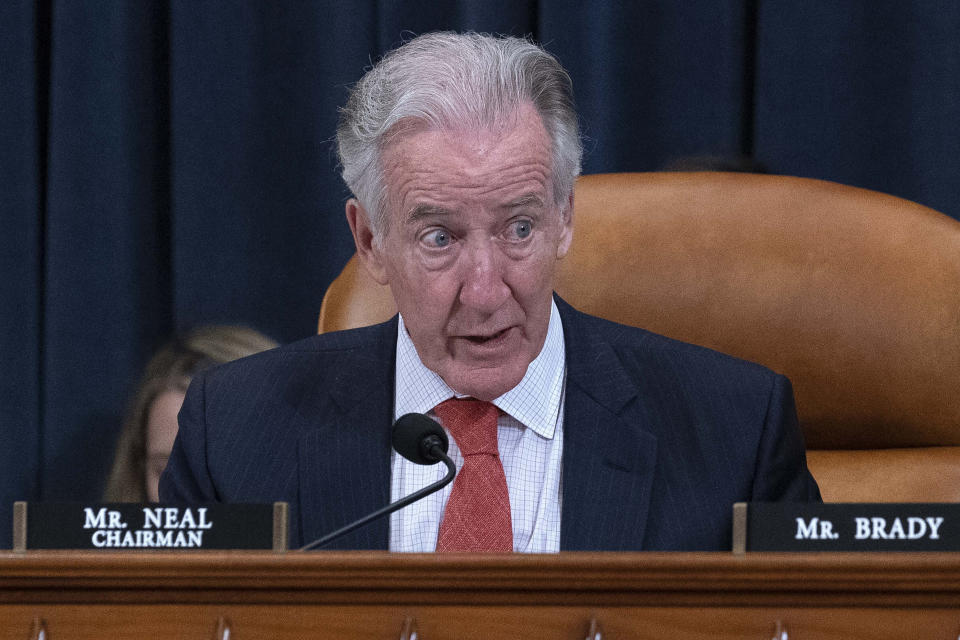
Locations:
733;503;960;552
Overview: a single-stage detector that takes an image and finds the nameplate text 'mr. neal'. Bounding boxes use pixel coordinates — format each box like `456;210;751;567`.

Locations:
12;502;287;551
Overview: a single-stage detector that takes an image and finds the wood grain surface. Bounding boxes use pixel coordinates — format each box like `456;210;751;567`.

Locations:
2;552;959;638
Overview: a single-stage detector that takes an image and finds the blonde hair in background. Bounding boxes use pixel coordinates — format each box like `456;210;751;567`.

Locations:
102;326;278;502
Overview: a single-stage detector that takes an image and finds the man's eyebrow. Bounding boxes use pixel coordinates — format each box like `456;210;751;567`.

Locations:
404;194;545;223
503;193;546;209
406;204;453;224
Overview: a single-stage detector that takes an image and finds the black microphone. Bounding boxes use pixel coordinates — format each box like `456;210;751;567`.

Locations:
299;413;456;551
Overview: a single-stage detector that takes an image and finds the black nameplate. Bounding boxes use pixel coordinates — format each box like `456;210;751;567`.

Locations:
12;502;287;551
732;502;960;552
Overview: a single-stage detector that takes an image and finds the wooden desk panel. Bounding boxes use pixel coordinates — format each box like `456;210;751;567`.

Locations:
2;552;959;638
3;605;960;640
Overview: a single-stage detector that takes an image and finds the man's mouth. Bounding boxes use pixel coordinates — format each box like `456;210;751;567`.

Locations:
464;327;511;344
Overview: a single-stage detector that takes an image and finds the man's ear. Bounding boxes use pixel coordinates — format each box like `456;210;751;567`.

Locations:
556;189;575;259
346;199;389;285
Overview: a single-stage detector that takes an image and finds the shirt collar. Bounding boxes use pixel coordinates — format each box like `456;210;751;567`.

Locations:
394;299;566;440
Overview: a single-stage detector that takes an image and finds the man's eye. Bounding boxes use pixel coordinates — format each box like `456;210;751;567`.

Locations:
510;219;533;240
423;229;452;248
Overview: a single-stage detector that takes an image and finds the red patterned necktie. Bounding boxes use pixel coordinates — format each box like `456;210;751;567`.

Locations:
434;398;513;552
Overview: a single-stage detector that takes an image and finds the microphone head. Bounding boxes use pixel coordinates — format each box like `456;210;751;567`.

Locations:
392;413;449;465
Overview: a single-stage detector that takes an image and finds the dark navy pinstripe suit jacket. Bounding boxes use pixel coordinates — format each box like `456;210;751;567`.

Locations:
159;297;820;550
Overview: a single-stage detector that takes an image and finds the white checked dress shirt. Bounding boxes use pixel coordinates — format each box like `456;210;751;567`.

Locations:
389;300;566;552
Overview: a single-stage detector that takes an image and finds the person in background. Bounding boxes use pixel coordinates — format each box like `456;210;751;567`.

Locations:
103;326;277;502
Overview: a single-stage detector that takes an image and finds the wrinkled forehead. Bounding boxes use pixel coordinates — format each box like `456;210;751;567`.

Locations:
379;104;554;220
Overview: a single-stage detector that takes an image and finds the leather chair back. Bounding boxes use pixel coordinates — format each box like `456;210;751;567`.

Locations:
319;172;960;501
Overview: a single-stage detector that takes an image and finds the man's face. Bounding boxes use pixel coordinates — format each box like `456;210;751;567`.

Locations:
348;103;573;401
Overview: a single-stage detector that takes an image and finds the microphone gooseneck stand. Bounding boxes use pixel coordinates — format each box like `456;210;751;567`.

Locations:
299;413;456;551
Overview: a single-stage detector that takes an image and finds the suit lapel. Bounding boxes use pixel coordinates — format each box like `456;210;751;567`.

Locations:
557;298;659;551
295;319;397;550
289;303;660;551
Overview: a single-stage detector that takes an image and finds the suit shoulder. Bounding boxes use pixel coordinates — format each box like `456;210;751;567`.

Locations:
277;319;398;354
199;319;397;389
569;307;781;386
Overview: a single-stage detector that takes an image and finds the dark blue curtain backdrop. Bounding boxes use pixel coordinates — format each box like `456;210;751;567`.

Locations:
1;1;958;547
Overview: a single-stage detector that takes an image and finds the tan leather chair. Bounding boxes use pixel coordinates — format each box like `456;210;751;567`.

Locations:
319;172;960;502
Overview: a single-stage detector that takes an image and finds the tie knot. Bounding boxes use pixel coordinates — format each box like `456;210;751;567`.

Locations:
434;398;499;456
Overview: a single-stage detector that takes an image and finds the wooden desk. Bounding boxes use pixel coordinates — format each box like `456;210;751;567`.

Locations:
2;552;959;638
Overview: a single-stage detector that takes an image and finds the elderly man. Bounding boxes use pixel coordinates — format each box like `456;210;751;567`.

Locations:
160;32;820;551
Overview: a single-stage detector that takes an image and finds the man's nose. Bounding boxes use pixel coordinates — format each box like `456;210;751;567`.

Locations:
458;240;511;312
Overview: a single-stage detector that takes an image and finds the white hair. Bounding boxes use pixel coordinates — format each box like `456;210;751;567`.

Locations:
336;31;582;239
